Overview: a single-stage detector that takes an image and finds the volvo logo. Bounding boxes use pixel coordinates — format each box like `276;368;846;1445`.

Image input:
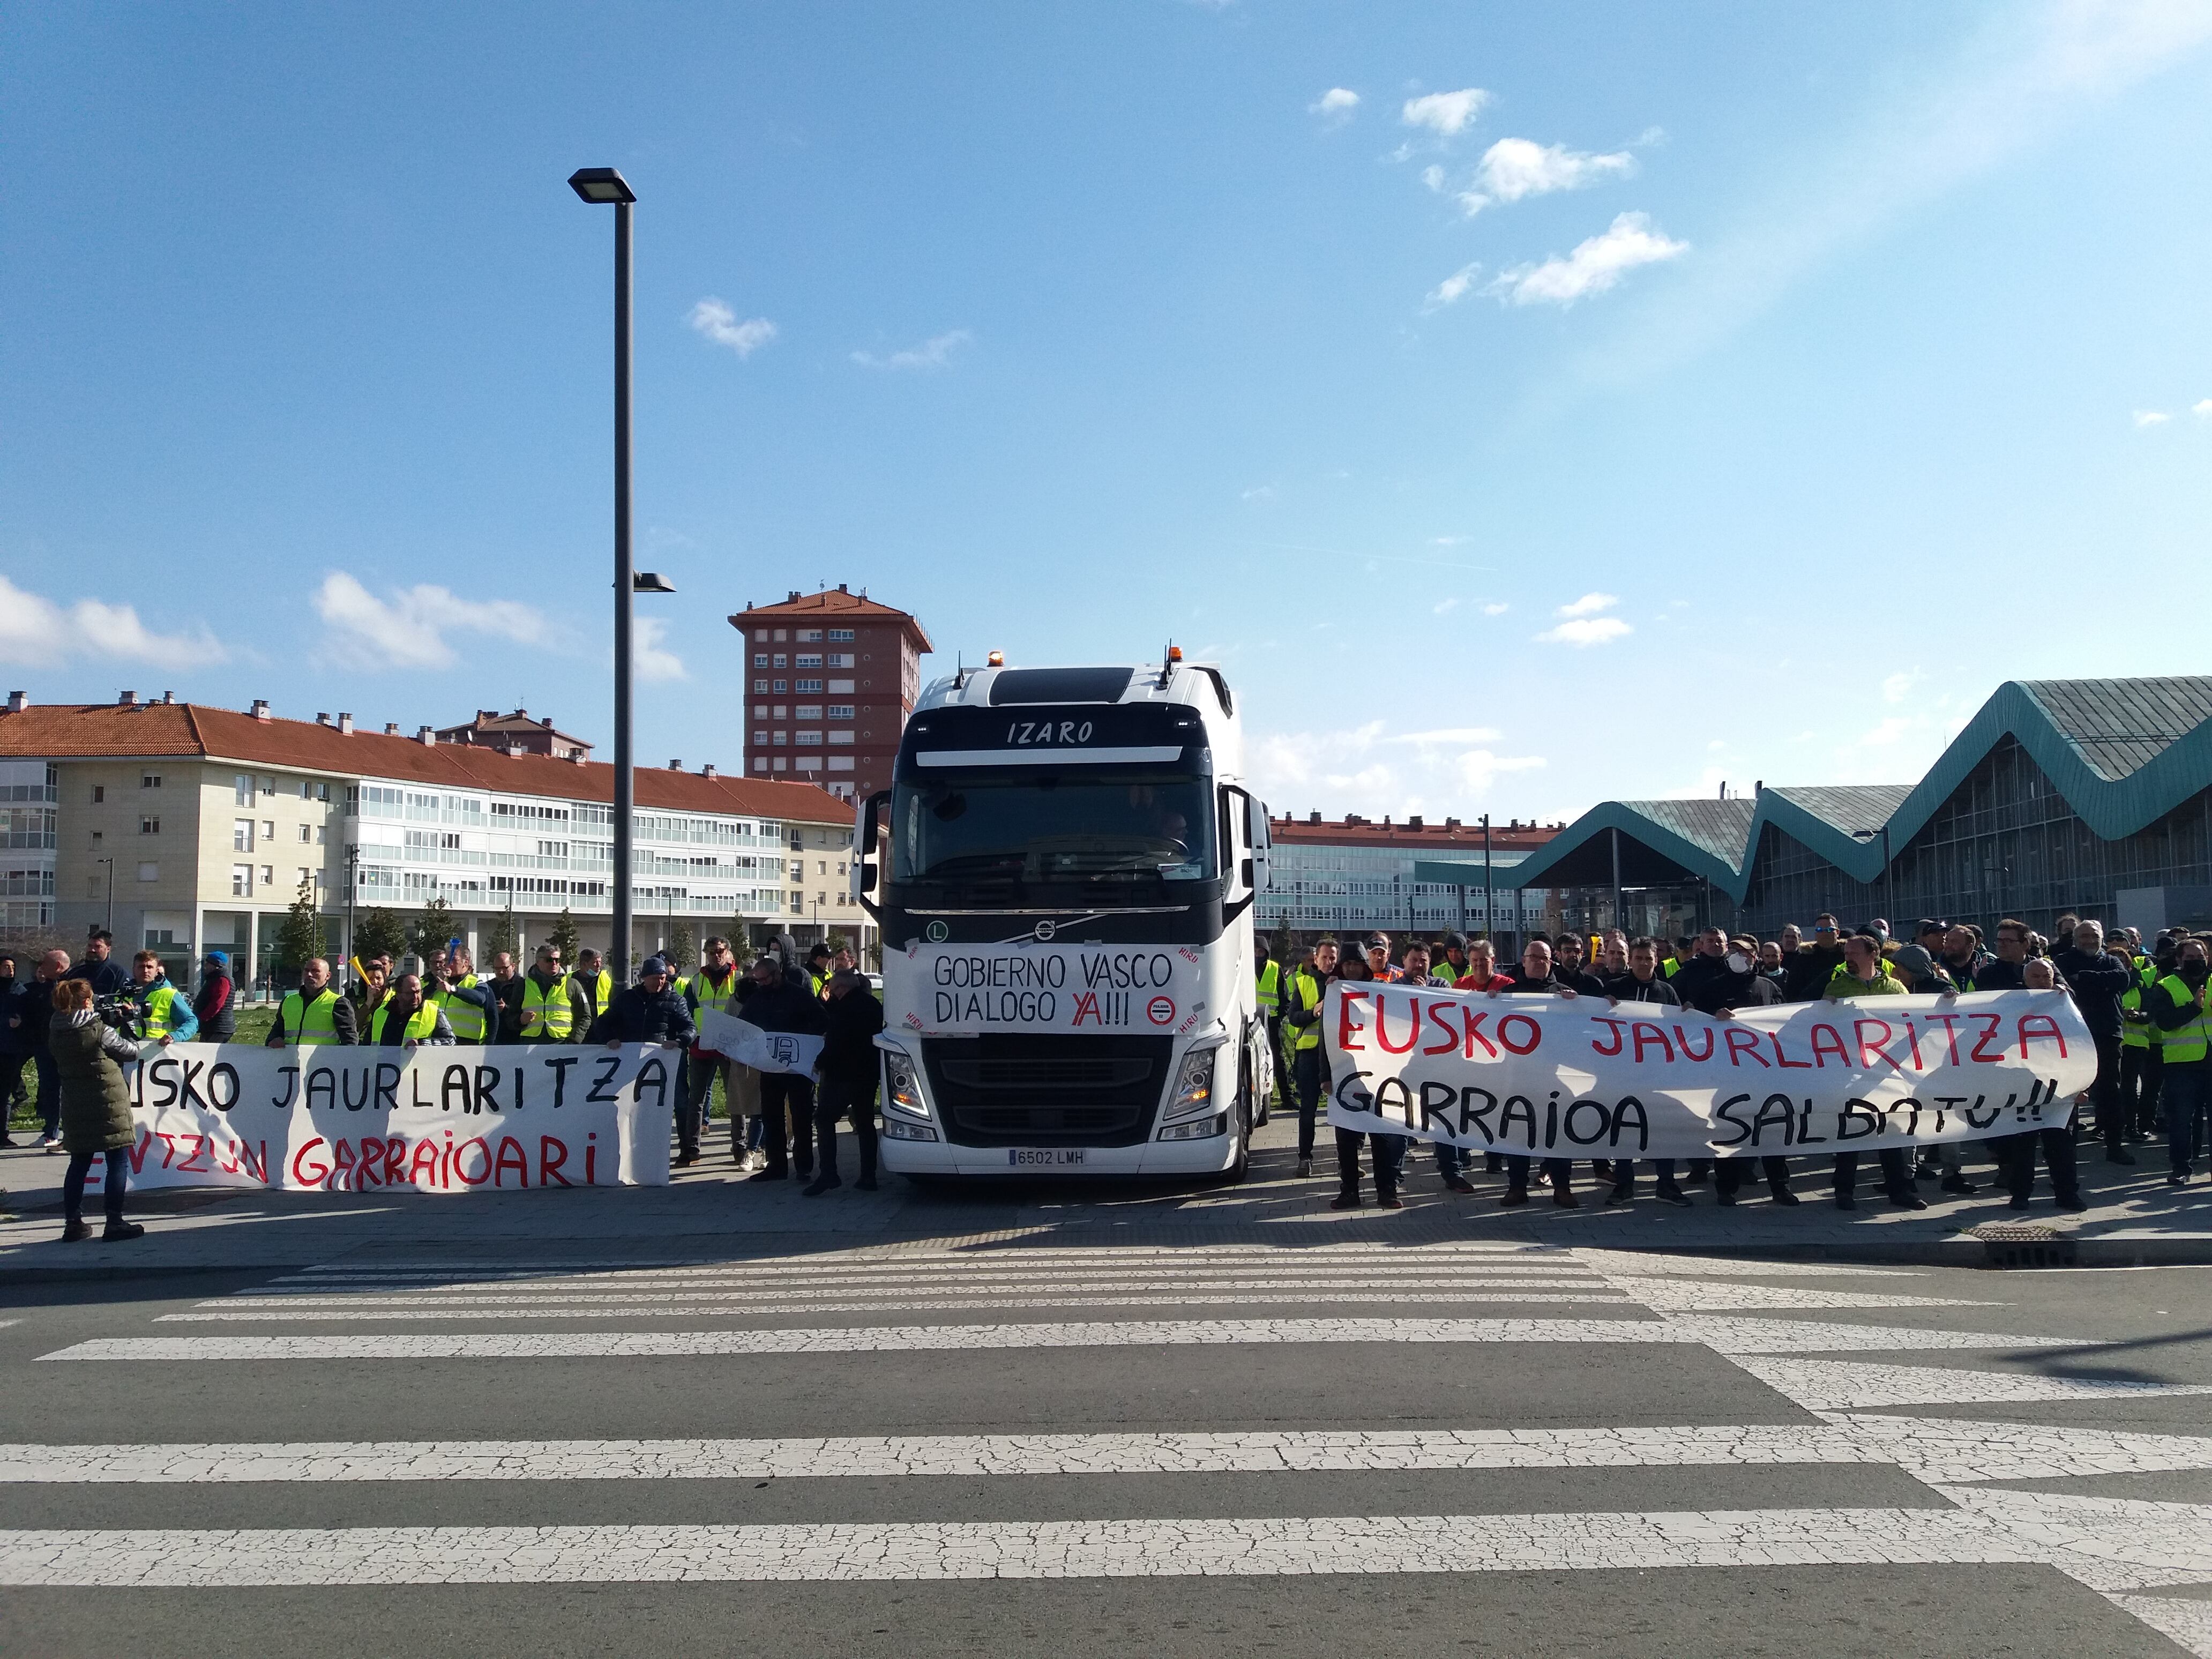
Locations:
1033;920;1057;942
925;920;950;943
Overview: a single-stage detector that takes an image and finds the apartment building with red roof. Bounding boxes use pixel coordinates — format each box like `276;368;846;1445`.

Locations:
728;585;932;803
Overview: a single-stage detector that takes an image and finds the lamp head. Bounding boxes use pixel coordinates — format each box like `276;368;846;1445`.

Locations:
567;167;636;205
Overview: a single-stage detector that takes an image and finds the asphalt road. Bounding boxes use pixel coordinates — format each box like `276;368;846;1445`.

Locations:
3;1238;2210;1657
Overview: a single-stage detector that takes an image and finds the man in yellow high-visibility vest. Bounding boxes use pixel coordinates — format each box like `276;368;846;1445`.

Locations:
1280;940;1337;1180
682;936;754;1168
1252;938;1283;1109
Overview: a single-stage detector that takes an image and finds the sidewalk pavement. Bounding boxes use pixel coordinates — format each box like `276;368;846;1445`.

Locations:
1;1110;2204;1280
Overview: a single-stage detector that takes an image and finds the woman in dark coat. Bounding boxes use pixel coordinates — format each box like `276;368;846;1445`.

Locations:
48;977;145;1243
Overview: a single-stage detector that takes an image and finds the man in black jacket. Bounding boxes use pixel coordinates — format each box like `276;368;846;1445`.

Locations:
1550;933;1608;997
1483;939;1581;1207
588;957;696;1045
741;956;828;1181
0;953;26;1145
2052;921;2139;1163
1601;939;1691;1207
809;969;884;1195
62;930;130;999
1785;916;1848;1001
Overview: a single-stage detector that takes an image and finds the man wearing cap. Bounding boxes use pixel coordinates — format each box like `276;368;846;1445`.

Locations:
589;956;696;1065
192;951;237;1044
1362;935;1399;983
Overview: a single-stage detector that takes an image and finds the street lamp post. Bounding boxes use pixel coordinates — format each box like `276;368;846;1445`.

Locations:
569;165;639;984
95;856;114;936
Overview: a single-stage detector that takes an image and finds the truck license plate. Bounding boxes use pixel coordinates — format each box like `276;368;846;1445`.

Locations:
1007;1148;1088;1167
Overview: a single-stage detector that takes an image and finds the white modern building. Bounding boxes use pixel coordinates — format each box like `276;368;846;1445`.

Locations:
0;691;869;992
1259;811;1564;946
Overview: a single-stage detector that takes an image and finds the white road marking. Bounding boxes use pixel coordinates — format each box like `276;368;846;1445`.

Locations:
1734;1357;2212;1412
216;1273;1621;1302
39;1313;2080;1364
1935;1487;2212;1592
12;1419;2212;1485
1615;1283;1998;1312
2109;1595;2212;1658
1573;1251;1919;1280
35;1317;1682;1363
0;1507;2035;1585
158;1292;1640;1322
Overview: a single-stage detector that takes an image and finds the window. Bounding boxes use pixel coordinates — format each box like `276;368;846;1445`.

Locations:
235;774;253;805
795;653;823;669
827;653;855;668
827;704;854;720
260;776;276;797
794;731;824;747
772;653;788;669
788;860;804;880
772;679;788;694
315;824;327;845
795;705;823;720
91;785;104;803
261;820;275;841
89;831;101;846
142;773;162;789
828;678;855;694
827;730;854;745
798;628;823;642
753;679;768;694
772;705;788;718
772;731;787;746
817;859;827;875
753;653;768;668
231;864;253;896
752;705;767;720
752;758;768;773
298;866;312;887
828;757;855;772
234;819;255;851
828;629;854;642
753;731;768;746
754;628;768;641
299;780;313;799
298;824;312;842
772;757;787;772
139;816;159;834
137;862;159;882
773;629;787;642
794;678;824;694
260;865;273;887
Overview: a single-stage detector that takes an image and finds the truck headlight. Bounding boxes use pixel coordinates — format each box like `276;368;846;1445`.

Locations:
884;1052;929;1120
1158;1111;1228;1141
1161;1047;1218;1122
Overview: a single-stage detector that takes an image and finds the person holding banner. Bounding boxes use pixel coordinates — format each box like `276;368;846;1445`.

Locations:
1485;938;1583;1207
266;958;358;1047
1400;943;1474;1194
683;937;749;1168
1999;954;2090;1209
741;954;827;1183
811;967;885;1194
48;976;146;1243
426;948;499;1046
1601;938;1691;1208
1822;933;1925;1211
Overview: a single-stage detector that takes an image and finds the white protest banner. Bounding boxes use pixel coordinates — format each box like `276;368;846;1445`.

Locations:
694;1007;824;1076
1323;983;2097;1160
884;941;1209;1037
80;1041;675;1197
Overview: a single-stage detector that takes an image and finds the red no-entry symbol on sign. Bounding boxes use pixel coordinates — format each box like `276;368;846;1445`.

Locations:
1147;996;1175;1026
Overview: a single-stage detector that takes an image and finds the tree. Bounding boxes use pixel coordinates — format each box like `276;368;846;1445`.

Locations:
407;895;457;970
549;907;581;967
353;906;408;969
275;876;326;973
666;919;697;975
724;923;757;968
481;906;518;966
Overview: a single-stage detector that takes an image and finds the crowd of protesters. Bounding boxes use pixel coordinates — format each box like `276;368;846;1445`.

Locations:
1268;911;2206;1216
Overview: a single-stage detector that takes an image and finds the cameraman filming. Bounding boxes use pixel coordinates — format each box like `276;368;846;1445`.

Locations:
124;950;197;1047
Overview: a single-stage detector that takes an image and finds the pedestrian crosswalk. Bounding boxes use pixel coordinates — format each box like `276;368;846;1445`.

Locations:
5;1240;2210;1655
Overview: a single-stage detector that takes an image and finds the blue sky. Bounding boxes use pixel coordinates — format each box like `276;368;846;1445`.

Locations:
4;1;2209;824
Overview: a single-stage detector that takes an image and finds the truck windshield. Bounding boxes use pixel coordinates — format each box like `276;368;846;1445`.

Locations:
893;768;1216;891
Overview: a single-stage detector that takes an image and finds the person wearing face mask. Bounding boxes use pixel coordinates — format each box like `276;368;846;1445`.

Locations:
2148;935;2212;1190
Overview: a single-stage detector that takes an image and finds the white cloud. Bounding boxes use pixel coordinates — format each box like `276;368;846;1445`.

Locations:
1563;2;2212;390
1432;596;1461;616
1481;602;1509;616
1535;616;1633;647
851;329;972;370
1555;591;1619;618
1310;87;1359;117
1240;484;1276;502
1249;717;1542;819
2195;399;2212;417
1424;261;1483;310
1881;668;1924;703
0;574;228;670
312;571;550;671
1486;212;1688;306
2133;409;2171;427
1429;534;1469;546
634;616;686;682
1457;137;1636;214
1401;87;1490;137
686;298;778;358
1858;715;1915;747
1421;164;1446;192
